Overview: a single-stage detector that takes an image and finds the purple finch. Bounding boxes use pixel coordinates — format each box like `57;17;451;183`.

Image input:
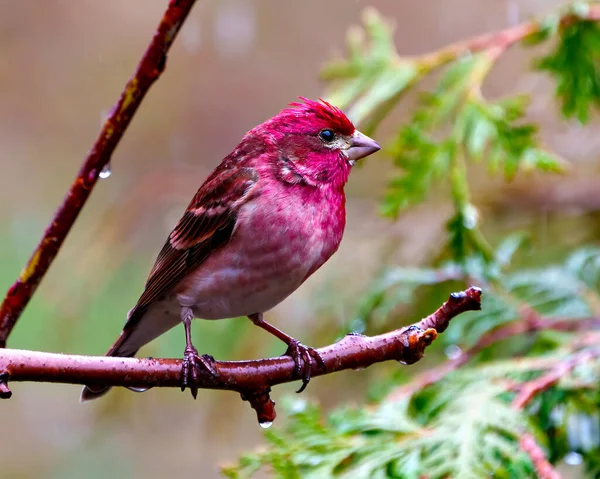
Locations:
81;98;380;402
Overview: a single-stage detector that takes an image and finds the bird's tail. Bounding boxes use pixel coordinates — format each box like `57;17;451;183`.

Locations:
80;303;181;403
79;327;140;403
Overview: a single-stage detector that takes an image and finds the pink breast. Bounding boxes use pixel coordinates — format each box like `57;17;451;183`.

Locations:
176;183;346;319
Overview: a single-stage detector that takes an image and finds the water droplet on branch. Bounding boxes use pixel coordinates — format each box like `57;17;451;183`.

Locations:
445;344;463;360
564;451;583;466
99;163;112;179
259;421;273;429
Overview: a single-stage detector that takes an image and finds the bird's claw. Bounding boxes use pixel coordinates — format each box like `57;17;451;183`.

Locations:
181;346;219;399
285;339;326;393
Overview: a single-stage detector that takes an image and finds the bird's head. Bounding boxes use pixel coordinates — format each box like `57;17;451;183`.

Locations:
259;98;381;187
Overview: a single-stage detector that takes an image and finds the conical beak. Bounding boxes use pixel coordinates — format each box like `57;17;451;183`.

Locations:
347;130;381;162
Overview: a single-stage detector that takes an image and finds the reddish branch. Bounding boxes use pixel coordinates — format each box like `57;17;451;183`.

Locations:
510;348;600;478
519;433;561;479
388;312;600;401
512;347;600;410
0;287;481;423
416;4;600;68
383;307;597;476
0;0;197;348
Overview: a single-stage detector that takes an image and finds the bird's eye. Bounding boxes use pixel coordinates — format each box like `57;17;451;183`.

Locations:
319;129;335;143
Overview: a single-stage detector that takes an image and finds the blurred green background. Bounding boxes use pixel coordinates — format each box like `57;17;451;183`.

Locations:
1;0;599;477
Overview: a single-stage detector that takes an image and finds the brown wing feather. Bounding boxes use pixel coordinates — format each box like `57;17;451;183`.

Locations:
170;167;257;249
124;167;258;329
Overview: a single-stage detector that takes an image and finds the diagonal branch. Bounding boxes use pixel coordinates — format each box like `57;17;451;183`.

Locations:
0;287;481;424
415;4;600;69
0;0;197;347
519;433;561;479
512;347;600;410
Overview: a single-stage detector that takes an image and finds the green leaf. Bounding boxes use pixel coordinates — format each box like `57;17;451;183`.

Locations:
564;246;600;292
348;62;418;125
382;128;453;216
521;149;566;173
537;19;600;123
522;14;560;46
495;233;529;267
227;381;535;478
322;7;416;120
447;203;483;263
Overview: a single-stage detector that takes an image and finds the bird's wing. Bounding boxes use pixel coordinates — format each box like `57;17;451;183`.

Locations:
124;166;259;329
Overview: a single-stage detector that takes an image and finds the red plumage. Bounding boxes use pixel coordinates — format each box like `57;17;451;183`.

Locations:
281;97;356;136
80;97;380;402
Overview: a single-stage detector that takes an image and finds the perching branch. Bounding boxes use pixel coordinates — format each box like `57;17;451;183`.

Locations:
0;287;481;425
0;0;197;348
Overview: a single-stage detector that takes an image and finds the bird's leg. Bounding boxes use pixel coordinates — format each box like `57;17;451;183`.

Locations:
181;307;219;399
248;313;326;393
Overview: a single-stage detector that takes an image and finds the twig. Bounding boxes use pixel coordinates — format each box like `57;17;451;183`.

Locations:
386;306;594;474
0;0;197;347
387;313;600;401
416;4;600;70
510;345;600;475
418;287;481;333
241;388;277;427
512;348;600;410
0;287;481;424
519;433;561;479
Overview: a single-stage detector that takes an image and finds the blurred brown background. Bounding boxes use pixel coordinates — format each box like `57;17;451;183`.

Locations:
1;1;598;477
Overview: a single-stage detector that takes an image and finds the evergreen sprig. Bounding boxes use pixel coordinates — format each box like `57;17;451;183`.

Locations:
224;347;600;478
323;4;600;264
536;7;600;123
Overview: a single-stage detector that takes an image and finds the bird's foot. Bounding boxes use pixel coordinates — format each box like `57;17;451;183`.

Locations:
285;340;326;393
181;346;219;399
